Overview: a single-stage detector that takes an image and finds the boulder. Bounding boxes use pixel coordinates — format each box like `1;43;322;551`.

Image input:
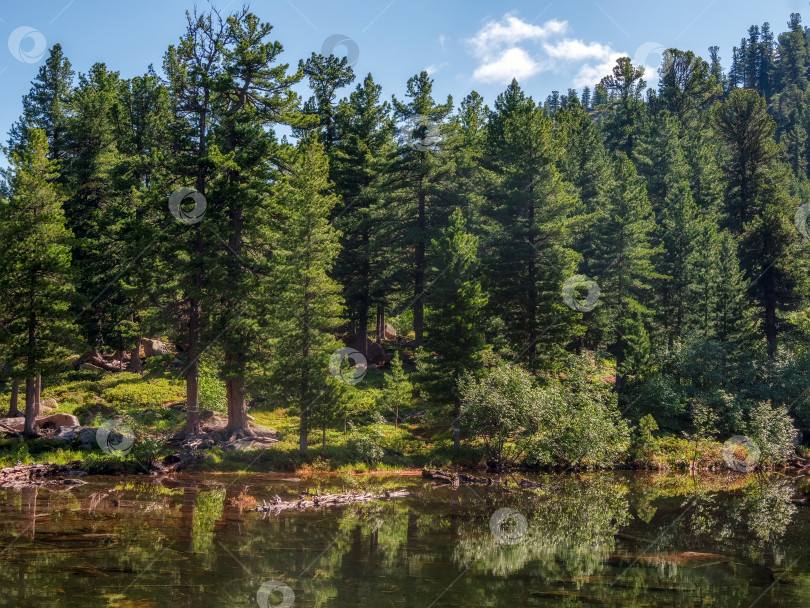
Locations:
53;426;100;449
36;413;80;430
0;418;24;433
385;323;397;339
1;413;80;435
141;338;175;358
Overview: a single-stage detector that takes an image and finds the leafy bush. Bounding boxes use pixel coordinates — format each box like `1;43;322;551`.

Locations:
746;401;797;466
631;414;660;463
348;435;384;464
532;356;630;468
459;361;541;466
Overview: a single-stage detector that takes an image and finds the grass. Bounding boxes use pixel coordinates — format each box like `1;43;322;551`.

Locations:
0;360;787;475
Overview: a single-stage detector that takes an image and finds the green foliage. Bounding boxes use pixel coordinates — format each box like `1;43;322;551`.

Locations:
377;352;412;428
459;361;542;465
745;401;797;466
631;414;660;463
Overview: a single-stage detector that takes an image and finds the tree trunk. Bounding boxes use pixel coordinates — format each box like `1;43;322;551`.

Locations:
184;295;202;436
453;397;461;456
23;376;37;438
34;375;41;417
299;370;309;453
376;304;385;344
225;353;249;438
358;305;368;358
764;283;777;358
8;378;19;417
414;180;426;346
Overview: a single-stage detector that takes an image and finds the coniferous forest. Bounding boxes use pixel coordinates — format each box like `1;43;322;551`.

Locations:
3;5;810;476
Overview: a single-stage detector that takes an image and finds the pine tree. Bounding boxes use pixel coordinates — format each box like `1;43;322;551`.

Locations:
62;63;135;353
776;14;808;90
657;50;720;130
262;137;345;453
331;74;396;355
423;208;488;449
0;130;79;436
389;71;454;346
588;153;659;402
378;352;412;429
712;88;801;356
600;57;647;156
8;44;74;162
483;79;581;369
298;52;355;150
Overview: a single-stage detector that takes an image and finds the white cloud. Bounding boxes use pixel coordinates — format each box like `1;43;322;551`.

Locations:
425;62;449;76
465;13;625;87
466;14;567;58
473;48;540;83
543;39;615;62
572;53;624;88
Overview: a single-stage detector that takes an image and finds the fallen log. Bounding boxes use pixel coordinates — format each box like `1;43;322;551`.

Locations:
0;461;87;488
422;468;501;486
253;489;410;513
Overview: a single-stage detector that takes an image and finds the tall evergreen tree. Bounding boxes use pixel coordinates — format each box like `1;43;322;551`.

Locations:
483;79;581;369
712;88;801;356
8;44;74;163
262;138;345;453
423;208;488;450
589;153;659;401
389;71;454;346
0;130;78;436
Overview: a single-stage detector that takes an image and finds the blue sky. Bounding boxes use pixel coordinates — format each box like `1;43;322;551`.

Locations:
0;0;806;144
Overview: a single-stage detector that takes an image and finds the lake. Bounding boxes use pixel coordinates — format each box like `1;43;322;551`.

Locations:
0;471;808;607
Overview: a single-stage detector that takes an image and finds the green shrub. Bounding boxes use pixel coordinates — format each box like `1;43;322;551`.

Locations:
746;401;797;466
459;361;541;466
348;435;384;464
631;414;660;463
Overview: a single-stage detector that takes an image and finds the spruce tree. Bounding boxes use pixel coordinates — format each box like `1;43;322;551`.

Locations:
262;138;345;453
389;71;454;346
712;88;801;356
589;153;659;401
0;130;78;436
483;79;581;369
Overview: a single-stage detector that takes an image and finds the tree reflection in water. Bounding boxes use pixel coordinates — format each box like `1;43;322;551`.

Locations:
0;472;807;607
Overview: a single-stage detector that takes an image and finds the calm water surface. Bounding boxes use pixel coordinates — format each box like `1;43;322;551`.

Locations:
0;471;808;607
